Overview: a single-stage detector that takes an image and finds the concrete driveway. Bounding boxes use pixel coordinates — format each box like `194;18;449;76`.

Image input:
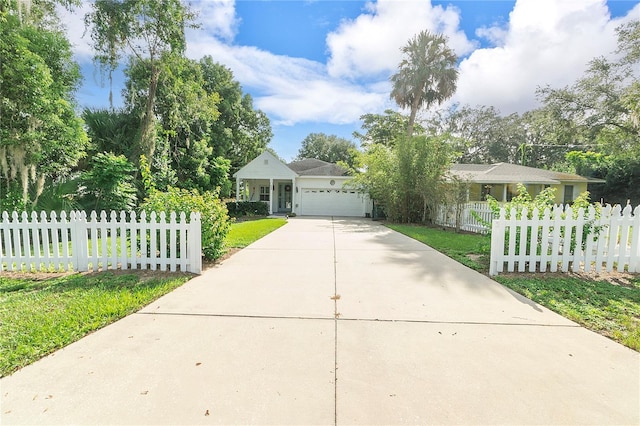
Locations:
1;217;639;425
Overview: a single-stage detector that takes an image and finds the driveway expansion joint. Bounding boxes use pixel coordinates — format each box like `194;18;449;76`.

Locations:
136;311;581;328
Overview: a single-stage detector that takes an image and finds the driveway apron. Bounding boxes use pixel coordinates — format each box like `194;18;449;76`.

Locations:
1;217;639;425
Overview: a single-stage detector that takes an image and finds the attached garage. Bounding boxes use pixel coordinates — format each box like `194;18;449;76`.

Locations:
299;188;367;217
234;152;372;216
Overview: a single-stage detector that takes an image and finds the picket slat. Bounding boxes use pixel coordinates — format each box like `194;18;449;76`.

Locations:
490;203;640;276
0;210;202;273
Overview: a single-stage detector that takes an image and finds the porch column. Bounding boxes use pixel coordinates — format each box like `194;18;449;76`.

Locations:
502;185;507;202
236;176;241;201
291;177;296;214
269;178;273;214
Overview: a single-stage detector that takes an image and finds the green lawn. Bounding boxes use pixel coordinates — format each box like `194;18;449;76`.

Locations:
496;275;640;351
225;217;287;248
0;272;191;377
388;223;640;352
0;217;287;377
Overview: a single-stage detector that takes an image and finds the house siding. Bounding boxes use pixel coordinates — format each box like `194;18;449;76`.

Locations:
467;182;588;203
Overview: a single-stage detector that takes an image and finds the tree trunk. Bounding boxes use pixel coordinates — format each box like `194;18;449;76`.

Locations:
407;102;418;136
140;64;160;160
406;83;424;136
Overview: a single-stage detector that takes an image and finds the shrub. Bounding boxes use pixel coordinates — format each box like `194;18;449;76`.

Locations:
485;184;603;255
79;152;137;212
226;201;269;218
141;187;230;260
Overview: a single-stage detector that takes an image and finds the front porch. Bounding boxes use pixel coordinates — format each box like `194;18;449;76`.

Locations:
235;178;296;215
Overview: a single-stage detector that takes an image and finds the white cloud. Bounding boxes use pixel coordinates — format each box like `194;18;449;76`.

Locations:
186;33;391;125
192;0;239;42
61;0;639;130
57;2;94;62
454;0;637;114
197;0;475;125
326;0;475;79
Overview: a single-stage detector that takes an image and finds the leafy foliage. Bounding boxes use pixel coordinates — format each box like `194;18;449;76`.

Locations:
86;0;198;159
390;30;458;135
79;152;137;212
141;187;231;260
295;133;359;168
199;58;272;173
485;184;604;254
354;134;454;223
0;9;87;207
226;201;269;218
354;110;425;147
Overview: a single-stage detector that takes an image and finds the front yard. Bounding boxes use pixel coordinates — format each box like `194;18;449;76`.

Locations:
2;217;637;378
0;217;288;377
388;223;640;352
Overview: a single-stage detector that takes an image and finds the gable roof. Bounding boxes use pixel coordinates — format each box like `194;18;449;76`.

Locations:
233;151;350;179
287;159;350;177
233;150;297;179
449;163;601;184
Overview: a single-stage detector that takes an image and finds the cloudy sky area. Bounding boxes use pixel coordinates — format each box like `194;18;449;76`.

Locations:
62;0;640;161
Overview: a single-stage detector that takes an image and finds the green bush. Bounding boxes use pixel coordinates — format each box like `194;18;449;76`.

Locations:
141;187;230;260
226;201;269;218
79;152;137;212
485;184;603;255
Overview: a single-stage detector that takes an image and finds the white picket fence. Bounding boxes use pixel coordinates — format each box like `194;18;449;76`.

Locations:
435;202;493;234
0;211;202;273
489;204;640;276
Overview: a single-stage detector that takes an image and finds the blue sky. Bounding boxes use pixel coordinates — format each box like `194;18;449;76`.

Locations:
62;0;639;161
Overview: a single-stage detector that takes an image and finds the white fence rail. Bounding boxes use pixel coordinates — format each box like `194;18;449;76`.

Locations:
435;202;493;234
0;211;202;274
489;204;640;276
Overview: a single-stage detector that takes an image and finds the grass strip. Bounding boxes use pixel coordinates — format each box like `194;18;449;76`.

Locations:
0;272;190;377
496;275;640;351
226;218;287;248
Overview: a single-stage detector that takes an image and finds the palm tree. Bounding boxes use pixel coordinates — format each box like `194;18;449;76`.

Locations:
390;30;459;136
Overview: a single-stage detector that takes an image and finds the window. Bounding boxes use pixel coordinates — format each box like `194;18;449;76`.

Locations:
259;186;270;201
563;185;574;204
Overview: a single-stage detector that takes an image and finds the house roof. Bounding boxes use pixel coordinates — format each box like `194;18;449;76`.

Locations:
233;150;297;179
287;158;350;177
234;151;350;179
449;163;603;184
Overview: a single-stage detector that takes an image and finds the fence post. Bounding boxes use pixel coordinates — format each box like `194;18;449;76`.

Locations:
631;205;640;273
189;212;202;274
72;211;89;272
489;208;506;276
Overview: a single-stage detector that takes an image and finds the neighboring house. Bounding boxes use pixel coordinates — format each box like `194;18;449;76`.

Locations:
449;163;605;204
233;151;372;217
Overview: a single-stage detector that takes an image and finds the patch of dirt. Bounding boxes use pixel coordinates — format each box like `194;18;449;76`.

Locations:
0;270;76;281
467;254;483;262
570;270;639;287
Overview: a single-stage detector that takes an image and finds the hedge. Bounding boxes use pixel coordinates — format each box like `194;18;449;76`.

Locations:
226;201;269;218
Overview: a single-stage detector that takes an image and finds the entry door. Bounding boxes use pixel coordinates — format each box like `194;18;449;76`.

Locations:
278;183;292;212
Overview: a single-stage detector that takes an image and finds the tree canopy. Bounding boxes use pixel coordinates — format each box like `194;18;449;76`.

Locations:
390;30;458;135
86;0;197;159
296;133;359;168
1;1;87;211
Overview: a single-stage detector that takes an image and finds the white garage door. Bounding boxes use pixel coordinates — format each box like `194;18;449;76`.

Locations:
299;188;365;217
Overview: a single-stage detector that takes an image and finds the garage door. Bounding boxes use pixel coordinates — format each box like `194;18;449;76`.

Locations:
299;188;365;217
